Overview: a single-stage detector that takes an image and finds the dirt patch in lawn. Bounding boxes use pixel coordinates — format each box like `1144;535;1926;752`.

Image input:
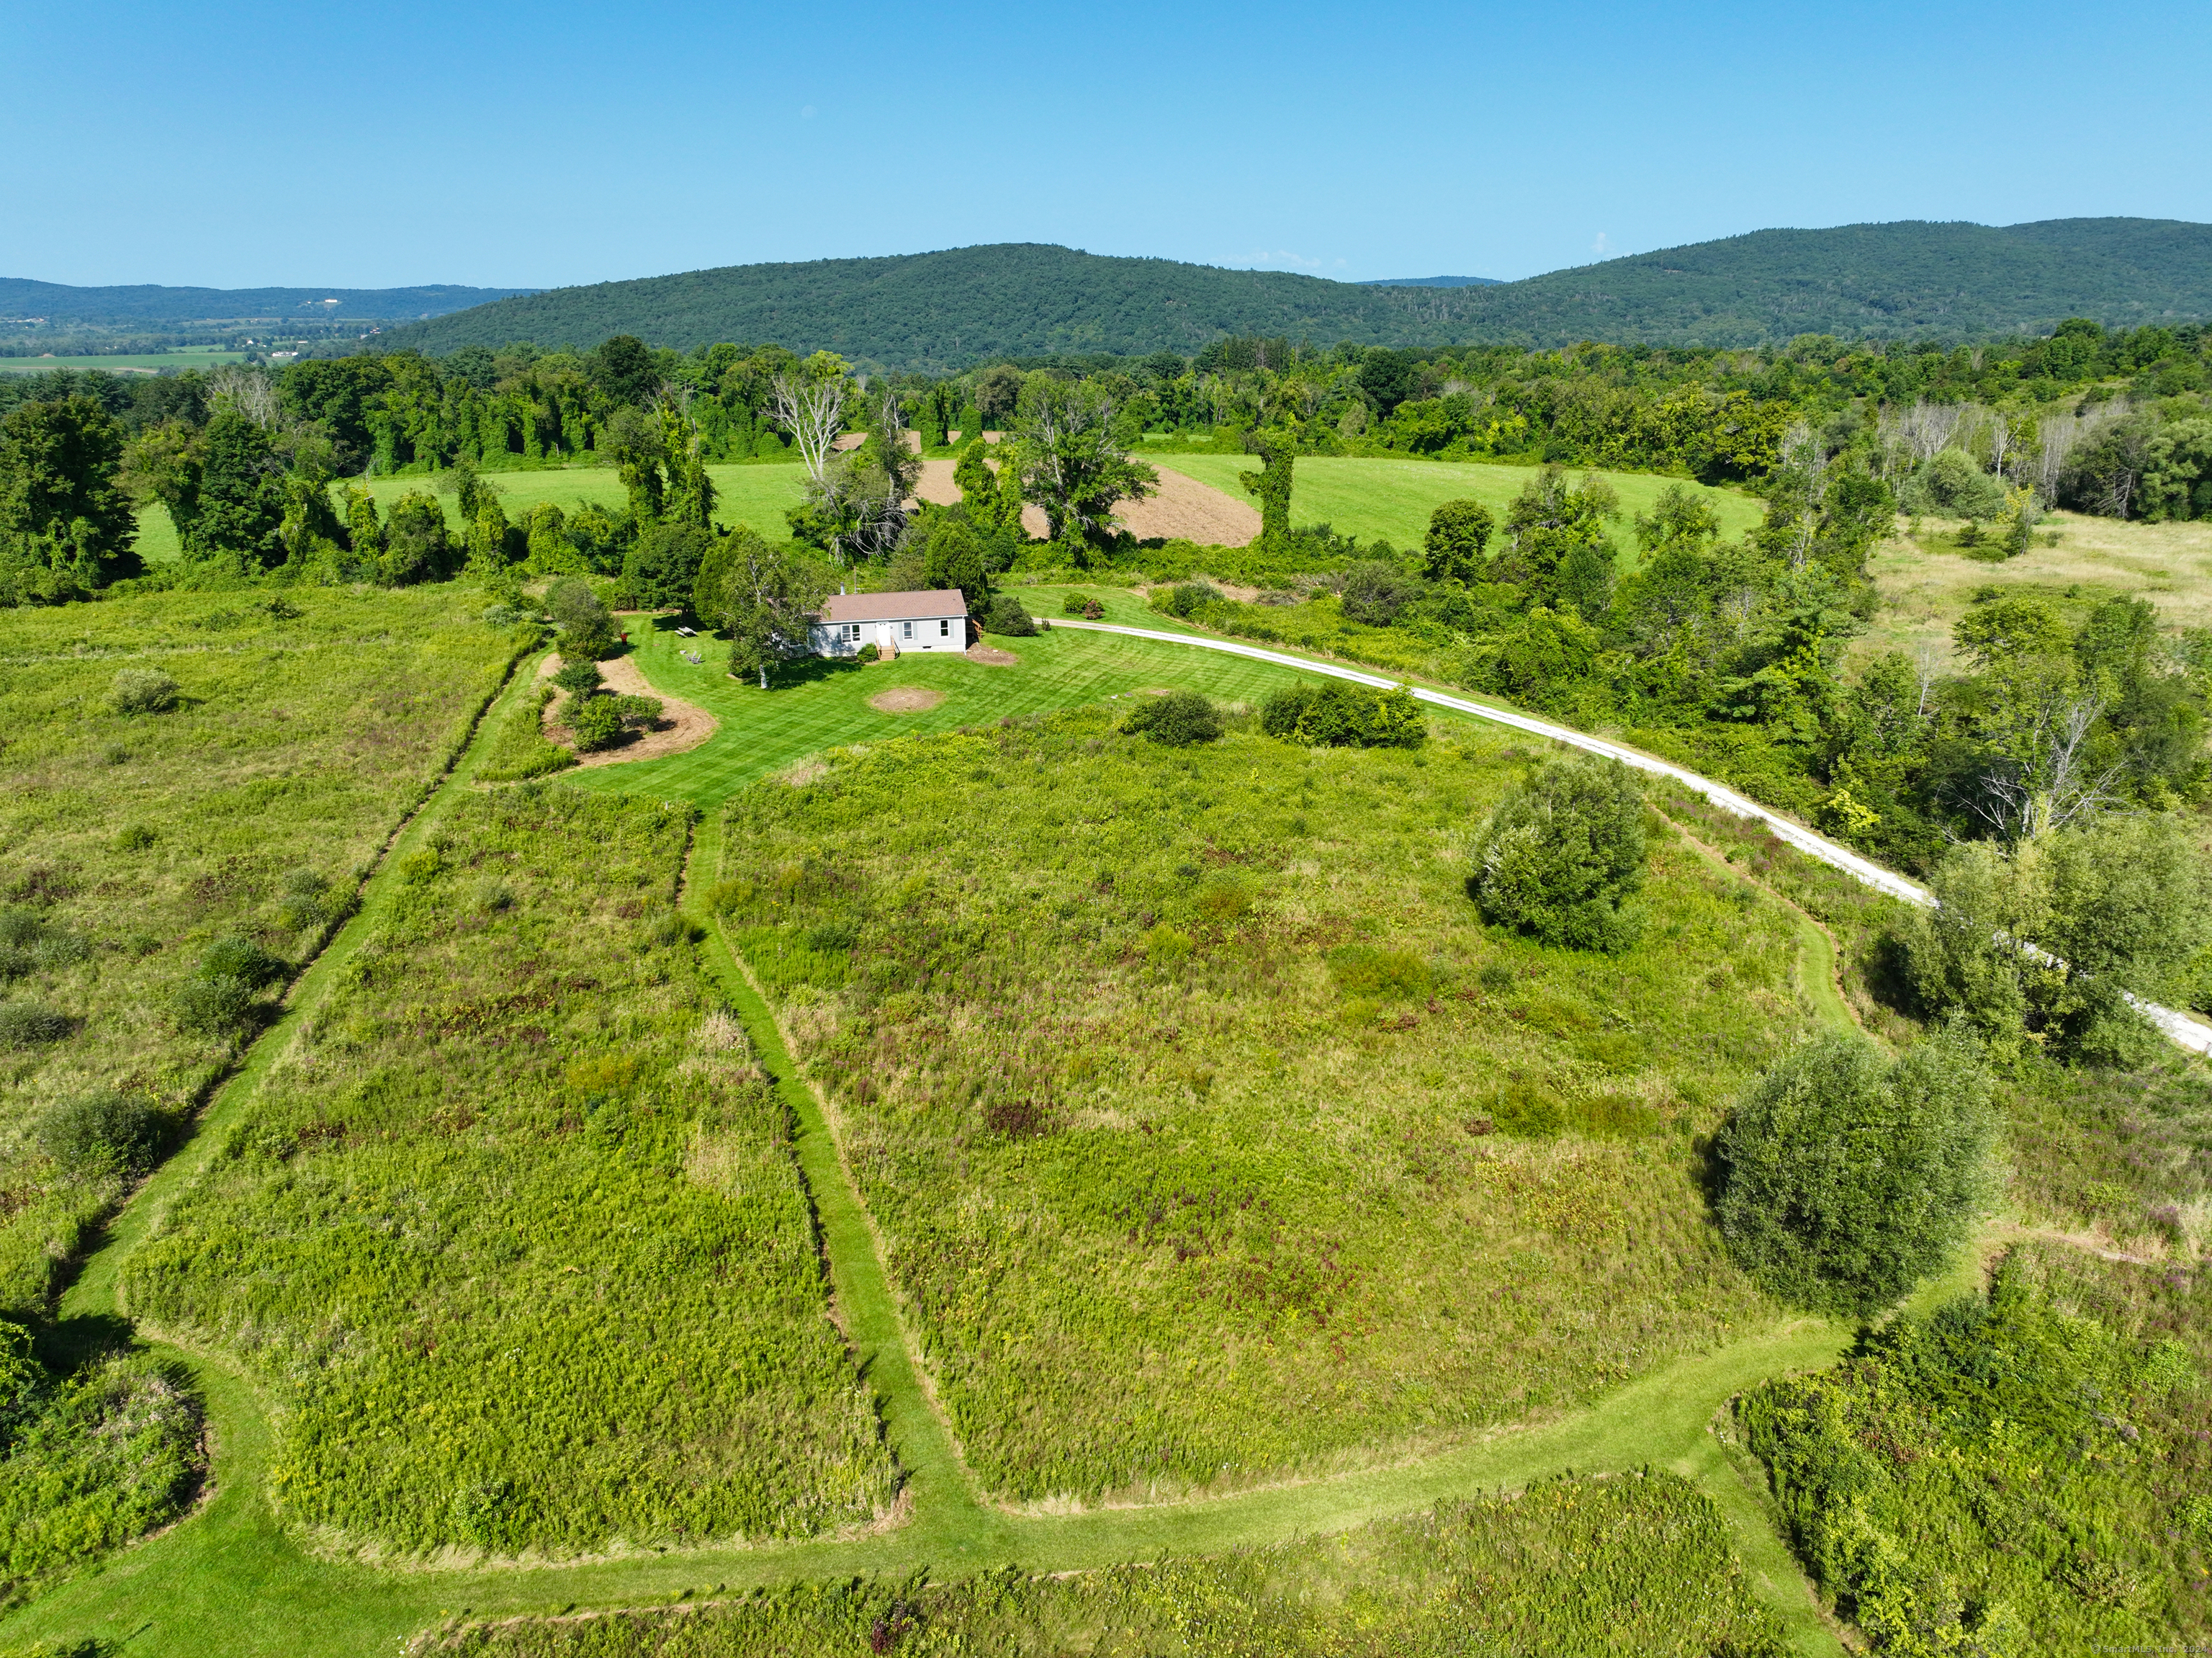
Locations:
913;458;1258;547
965;645;1020;666
869;686;945;714
540;651;718;766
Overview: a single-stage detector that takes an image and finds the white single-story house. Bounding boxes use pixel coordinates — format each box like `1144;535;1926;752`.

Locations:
809;589;970;658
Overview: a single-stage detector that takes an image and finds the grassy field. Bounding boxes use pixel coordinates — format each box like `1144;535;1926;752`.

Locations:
715;702;1822;1503
0;584;525;1595
567;614;1316;805
436;1471;1791;1656
0;352;250;375
1156;454;1766;559
120;784;895;1558
1861;508;2212;668
343;462;811;539
0;586;527;1317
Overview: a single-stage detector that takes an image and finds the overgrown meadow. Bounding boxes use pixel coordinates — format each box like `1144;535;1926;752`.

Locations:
433;1470;1786;1657
1741;1242;2212;1651
122;786;895;1557
0;586;529;1317
716;704;1818;1502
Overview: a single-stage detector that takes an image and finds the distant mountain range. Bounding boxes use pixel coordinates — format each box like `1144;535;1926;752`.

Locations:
0;279;535;326
14;217;2211;367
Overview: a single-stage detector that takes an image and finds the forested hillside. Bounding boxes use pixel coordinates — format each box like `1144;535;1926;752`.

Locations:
1464;218;2212;348
389;220;2212;369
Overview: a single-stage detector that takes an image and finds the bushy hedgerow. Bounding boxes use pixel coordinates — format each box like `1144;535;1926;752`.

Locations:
1261;679;1425;748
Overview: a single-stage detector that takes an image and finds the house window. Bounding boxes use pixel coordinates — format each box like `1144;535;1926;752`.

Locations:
848;623;860;641
939;618;950;637
902;621;913;640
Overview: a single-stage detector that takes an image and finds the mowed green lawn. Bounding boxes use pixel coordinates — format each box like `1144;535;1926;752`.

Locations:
565;618;1319;805
1156;454;1764;561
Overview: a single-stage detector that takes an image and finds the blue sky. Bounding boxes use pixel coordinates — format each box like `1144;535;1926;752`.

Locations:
5;0;2206;292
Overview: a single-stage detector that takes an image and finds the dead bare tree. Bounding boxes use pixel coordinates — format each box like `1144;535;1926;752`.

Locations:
1962;695;2125;841
770;366;850;485
207;365;280;429
1913;641;1942;717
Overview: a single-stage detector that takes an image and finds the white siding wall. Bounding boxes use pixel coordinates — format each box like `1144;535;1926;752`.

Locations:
812;614;965;656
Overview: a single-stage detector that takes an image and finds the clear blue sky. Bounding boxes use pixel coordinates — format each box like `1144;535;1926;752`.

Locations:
5;0;2206;292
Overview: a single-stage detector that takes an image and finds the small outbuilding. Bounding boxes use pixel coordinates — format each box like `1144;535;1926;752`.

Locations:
810;590;969;658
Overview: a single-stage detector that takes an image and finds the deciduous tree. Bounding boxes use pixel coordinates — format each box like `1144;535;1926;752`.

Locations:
0;395;140;600
694;529;828;690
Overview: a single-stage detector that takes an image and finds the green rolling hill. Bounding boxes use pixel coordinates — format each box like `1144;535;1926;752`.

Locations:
383;218;2211;369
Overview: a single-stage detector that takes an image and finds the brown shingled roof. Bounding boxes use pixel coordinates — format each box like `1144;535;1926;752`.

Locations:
817;590;968;624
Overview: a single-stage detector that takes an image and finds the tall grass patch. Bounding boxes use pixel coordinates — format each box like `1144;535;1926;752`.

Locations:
122;787;894;1557
719;707;1814;1502
1740;1242;2212;1652
436;1471;1785;1656
0;586;531;1317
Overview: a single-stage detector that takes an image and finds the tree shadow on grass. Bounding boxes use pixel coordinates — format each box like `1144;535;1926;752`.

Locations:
765;655;869;691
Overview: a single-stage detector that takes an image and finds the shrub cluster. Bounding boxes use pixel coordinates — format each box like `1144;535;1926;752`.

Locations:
1120;690;1220;746
1740;1251;2193;1652
984;592;1038;636
1261;679;1425;748
549;659;603;696
1148;580;1223;619
108;668;179;715
1713;1031;1991;1314
1470;752;1647;952
35;1090;163;1178
274;866;343;935
568;691;662;753
171;933;287;1036
0;1322;204;1608
544;577;618;662
0;1003;69;1049
0;908;88;981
